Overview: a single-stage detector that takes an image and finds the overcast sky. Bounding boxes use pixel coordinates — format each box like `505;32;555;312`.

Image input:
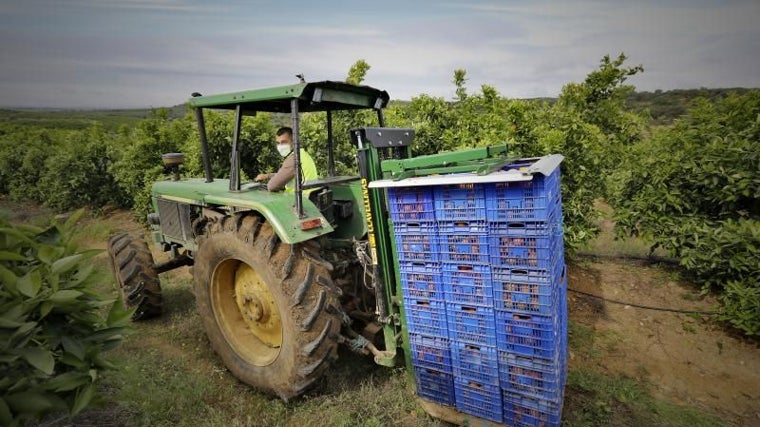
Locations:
1;0;758;109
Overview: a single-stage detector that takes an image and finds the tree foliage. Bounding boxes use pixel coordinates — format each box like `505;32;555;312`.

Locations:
611;91;760;335
0;212;131;425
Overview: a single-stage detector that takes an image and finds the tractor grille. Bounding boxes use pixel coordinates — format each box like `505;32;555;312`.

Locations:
157;198;194;241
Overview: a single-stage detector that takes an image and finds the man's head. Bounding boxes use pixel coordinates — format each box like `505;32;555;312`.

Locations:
276;127;293;157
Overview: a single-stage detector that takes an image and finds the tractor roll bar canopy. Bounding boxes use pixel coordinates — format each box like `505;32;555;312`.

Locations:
188;81;389;218
189;80;390;113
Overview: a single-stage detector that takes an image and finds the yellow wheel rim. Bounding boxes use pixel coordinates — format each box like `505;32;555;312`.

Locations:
210;259;282;366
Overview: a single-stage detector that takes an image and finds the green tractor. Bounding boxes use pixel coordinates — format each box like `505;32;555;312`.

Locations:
108;80;412;400
109;79;568;425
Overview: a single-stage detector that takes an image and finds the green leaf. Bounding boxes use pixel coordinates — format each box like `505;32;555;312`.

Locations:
0;264;19;293
84;327;126;343
0;354;20;363
0;227;35;245
0;251;27;262
0;317;23;328
50;254;83;275
45;372;90;392
59;352;87;369
39;301;54;318
106;299;134;327
49;289;83;303
16;270;42;298
34;226;61;246
62;209;85;231
11;322;37;342
0;304;27;326
19;347;55;375
0;397;12;427
36;245;60;265
93;355;118;370
61;336;86;361
4;391;55;415
71;382;95;416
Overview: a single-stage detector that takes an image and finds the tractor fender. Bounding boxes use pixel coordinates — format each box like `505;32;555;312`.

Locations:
202;192;334;245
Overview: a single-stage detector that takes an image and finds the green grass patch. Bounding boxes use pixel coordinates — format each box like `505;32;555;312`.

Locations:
563;368;724;427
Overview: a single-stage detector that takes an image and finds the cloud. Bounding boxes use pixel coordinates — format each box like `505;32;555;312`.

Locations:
0;0;758;107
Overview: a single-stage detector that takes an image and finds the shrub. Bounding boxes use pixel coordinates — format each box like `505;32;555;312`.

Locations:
0;212;131;425
38;125;130;211
612;91;760;335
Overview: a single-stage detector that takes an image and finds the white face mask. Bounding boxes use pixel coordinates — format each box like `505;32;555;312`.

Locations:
276;143;291;157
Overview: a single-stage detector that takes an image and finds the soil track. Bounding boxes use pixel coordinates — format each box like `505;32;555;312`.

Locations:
568;260;760;426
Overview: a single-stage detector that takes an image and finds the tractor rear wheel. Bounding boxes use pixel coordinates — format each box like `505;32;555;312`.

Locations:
193;215;341;400
107;233;163;320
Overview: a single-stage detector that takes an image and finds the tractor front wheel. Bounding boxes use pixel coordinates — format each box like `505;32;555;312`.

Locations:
193;215;341;400
107;233;163;320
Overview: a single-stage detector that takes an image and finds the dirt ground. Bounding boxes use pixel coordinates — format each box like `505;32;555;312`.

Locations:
3;199;759;426
568;260;760;426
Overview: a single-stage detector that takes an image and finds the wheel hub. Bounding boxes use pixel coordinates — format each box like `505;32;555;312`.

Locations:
210;259;282;366
234;264;282;349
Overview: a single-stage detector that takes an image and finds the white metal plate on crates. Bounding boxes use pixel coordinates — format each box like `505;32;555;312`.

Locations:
368;154;564;188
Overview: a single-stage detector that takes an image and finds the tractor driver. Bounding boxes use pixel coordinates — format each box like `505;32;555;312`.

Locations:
255;126;318;192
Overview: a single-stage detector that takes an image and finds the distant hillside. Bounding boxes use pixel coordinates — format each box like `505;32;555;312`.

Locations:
626;87;756;125
0;104;188;131
1;88;757;130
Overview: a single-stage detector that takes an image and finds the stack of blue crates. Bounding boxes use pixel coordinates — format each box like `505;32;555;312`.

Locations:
389;158;567;426
388;186;455;406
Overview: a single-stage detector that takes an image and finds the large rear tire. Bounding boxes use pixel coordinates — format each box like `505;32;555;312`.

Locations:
193;215;341;400
107;233;163;320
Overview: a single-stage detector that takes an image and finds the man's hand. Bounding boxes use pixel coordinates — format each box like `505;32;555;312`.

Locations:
254;173;272;182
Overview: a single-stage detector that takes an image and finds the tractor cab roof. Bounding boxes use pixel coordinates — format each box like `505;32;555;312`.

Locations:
188;80;389;114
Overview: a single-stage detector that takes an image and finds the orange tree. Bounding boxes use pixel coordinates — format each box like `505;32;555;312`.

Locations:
611;91;760;336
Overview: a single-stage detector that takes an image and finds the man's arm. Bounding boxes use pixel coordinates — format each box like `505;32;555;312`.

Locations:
266;154;296;191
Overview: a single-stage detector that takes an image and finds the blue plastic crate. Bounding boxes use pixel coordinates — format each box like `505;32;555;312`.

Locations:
491;253;566;285
495;310;561;359
409;333;452;373
393;220;437;235
437;219;489;234
502;390;563;427
404;298;448;338
487;175;559;203
439;234;490;264
454;378;503;423
414;365;455;406
499;352;563;401
442;263;493;306
488;233;563;269
447;304;497;346
491;166;560;199
394;233;439;263
486;193;561;222
451;341;499;385
486;170;562;222
387;187;436;222
400;262;444;301
434;183;487;221
489;214;563;236
492;264;566;315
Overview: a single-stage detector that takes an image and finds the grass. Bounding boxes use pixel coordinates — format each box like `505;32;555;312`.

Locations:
9;206;727;427
564;369;724;427
580;201;670;260
565;320;725;427
66;268;445;427
63;274;723;427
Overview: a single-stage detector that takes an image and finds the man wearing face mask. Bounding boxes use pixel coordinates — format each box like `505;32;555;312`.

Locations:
254;126;318;192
